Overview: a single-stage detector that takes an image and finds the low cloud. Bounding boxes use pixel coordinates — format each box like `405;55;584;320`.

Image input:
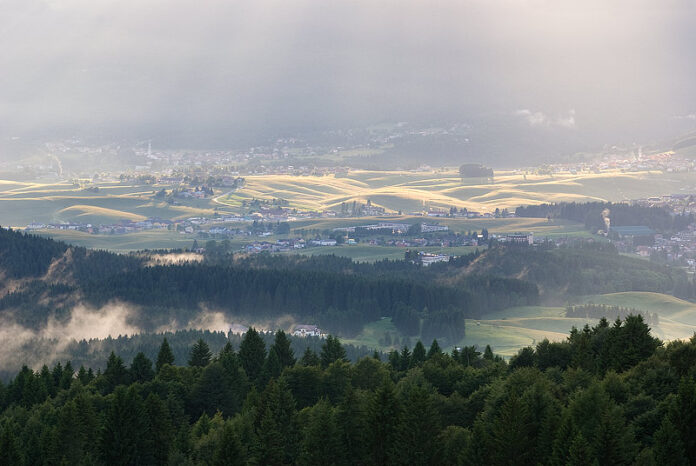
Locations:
147;253;204;266
0;302;139;372
516;109;576;129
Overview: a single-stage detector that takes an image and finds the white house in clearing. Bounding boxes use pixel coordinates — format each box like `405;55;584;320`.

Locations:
292;324;321;337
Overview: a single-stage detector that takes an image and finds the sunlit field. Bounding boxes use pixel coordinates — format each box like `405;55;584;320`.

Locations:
217;169;696;214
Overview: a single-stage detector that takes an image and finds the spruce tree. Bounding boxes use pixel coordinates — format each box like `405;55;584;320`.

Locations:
427;339;442;359
567;432;596;466
0;427;22;466
100;386;154;465
489;393;533;466
239;328;267;383
320;335;347;368
270;330;296;368
145;393;175;465
263;348;283;383
213;423;245;466
298;399;342;466
483;344;495;360
102;352;129;393
130;352;155;383
300;347;320;367
652;416;688;466
393;386;439;465
336;386;368;464
156;338;175;371
188;339;213;367
255;379;299;464
399;346;411;371
368;381;401;466
59;361;74;390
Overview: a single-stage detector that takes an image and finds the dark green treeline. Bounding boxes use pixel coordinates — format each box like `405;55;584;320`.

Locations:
0;316;695;465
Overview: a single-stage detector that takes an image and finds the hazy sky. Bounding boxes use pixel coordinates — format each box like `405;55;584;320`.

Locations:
1;0;694;147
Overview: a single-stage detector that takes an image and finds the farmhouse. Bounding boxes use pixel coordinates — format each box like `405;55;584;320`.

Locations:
504;232;534;245
420;253;450;266
421;223;449;233
293;325;321;337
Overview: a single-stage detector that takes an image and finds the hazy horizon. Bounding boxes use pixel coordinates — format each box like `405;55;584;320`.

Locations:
1;0;695;157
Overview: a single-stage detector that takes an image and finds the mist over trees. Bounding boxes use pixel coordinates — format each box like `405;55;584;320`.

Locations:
1;317;694;465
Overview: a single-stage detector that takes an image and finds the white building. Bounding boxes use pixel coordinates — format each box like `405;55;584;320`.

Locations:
421;223;449;233
293;325;321;337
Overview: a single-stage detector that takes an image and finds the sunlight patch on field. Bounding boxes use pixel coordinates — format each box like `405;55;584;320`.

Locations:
58;205;148;221
459;320;567;357
225;169;687;214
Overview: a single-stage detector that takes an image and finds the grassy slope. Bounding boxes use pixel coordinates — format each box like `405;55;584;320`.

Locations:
342;318;407;352
578;291;696;340
0;181;214;227
464;293;696;357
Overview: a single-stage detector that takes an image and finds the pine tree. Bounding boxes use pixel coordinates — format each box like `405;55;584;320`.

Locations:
255;406;285;465
591;408;636;465
671;378;696;461
130;352;155;383
336;386;368;465
489;393;533;466
567;432;596;466
156;338;175;372
102;352;129;393
76;365;91;385
145;393;174;465
399;346;411;371
239;328;267;383
213;423;245;466
56;400;87;464
59;361;74;390
300;347;320;367
393;386;439;465
298;399;341;465
191;362;242;417
427;339;442;359
483;344;494;360
255;379;299;464
100;386;154;465
320;335;347;368
368;381;401;466
188;339;213;367
653;416;688;466
263;348;283;383
39;364;55;397
270;330;296;368
0;426;23;466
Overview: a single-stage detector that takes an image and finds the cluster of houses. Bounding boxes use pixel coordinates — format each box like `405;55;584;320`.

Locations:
524;150;696;176
227;324;323;338
26;218;174;235
632;193;696;216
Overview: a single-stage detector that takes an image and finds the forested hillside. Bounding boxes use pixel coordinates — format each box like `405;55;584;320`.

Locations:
1;316;695;465
515;201;694;232
467;243;694;299
0;228;537;340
